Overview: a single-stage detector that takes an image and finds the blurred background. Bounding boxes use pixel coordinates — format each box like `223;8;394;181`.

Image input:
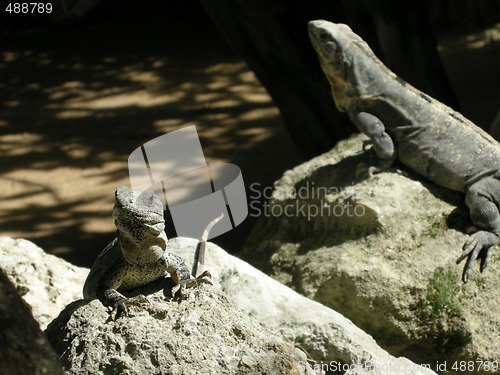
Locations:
0;0;499;266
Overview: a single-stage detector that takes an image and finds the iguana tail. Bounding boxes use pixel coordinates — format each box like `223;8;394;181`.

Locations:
192;213;224;277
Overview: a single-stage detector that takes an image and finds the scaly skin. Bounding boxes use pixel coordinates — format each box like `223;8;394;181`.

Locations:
309;20;500;282
83;186;213;319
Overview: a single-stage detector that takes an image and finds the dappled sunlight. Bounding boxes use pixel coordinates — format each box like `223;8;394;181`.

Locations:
56;90;186;110
1;133;45;156
4;100;20;108
438;24;500;127
238;107;278;122
152;118;184;129
53;109;95;119
123;69;165;84
0;23;302;265
0;163;127;260
438;22;500;50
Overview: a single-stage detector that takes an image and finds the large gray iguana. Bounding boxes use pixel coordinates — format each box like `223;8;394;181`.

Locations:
308;20;500;282
83;186;223;318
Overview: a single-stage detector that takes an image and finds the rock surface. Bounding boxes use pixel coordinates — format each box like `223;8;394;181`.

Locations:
240;133;500;372
46;285;316;375
0;237;88;329
0;268;63;374
1;235;434;374
173;237;435;375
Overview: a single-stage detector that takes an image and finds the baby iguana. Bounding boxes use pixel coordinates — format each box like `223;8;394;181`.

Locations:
83;186;223;319
309;20;500;282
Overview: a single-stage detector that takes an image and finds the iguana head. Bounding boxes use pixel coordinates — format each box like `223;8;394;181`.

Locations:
308;20;385;111
113;186;166;262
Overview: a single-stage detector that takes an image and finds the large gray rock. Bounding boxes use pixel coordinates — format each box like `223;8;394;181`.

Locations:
46;285;316;375
1;235;433;374
240;133;500;372
172;237;435;375
0;237;88;329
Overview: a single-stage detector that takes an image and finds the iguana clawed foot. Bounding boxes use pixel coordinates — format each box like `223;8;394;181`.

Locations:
108;294;150;320
355;158;396;179
107;271;212;319
170;270;212;298
456;231;498;283
355;140;397;179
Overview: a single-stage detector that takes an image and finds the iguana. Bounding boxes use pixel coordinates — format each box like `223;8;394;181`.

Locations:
308;20;500;282
83;186;223;318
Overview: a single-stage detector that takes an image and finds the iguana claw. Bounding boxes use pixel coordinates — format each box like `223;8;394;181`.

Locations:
171;271;212;298
108;294;150;320
456;231;498;283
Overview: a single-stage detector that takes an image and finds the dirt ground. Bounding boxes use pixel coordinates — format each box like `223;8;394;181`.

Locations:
1;11;499;267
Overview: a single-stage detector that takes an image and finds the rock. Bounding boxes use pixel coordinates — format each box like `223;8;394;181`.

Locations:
46;285;316;375
1;235;433;374
0;237;88;329
172;237;435;375
240;133;500;371
0;268;63;374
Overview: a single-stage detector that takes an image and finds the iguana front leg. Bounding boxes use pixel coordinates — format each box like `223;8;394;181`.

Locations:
164;253;211;298
351;112;397;177
98;287;149;320
457;177;500;282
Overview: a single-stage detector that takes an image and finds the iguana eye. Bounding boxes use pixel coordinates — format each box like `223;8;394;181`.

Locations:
319;31;329;41
145;191;155;205
137;189;157;207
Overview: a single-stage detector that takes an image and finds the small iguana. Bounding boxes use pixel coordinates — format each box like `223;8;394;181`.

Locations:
308;20;500;282
83;186;223;318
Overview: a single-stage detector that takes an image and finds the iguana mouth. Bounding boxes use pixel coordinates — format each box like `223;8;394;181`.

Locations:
113;204;165;238
142;220;165;235
129;212;165;236
129;209;164;225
